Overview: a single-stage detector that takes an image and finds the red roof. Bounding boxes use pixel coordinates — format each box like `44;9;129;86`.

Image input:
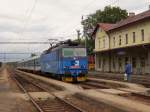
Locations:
92;23;115;37
92;10;150;37
98;23;114;31
108;10;150;31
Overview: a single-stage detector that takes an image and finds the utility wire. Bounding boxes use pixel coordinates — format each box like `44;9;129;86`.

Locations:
128;1;150;12
19;0;38;39
60;0;120;35
58;0;98;35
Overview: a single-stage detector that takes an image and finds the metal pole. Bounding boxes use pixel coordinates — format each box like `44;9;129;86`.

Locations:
85;34;87;48
76;30;81;43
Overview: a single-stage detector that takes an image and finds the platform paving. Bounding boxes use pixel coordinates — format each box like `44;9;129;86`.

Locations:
0;68;36;112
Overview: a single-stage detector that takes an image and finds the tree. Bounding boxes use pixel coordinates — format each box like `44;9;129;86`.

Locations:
81;6;128;54
82;6;128;36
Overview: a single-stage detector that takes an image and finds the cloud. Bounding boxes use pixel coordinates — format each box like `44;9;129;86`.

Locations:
0;0;149;61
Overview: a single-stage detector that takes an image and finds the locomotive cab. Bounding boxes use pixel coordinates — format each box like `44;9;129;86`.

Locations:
62;47;88;82
40;40;88;82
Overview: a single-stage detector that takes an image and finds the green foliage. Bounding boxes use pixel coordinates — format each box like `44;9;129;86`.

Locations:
86;38;95;55
76;38;94;55
82;6;128;36
81;6;128;54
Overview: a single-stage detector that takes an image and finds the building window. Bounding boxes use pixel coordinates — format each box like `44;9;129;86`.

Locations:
141;29;144;41
119;35;121;46
103;39;105;48
133;32;136;43
125;34;128;44
99;39;100;49
113;37;115;47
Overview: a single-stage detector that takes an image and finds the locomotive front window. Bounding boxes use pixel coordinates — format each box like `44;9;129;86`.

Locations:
63;48;86;57
63;48;74;57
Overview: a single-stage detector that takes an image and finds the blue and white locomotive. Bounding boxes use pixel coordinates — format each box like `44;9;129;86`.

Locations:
18;40;88;82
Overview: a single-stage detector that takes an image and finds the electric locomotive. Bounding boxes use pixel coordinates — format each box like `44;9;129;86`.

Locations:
40;40;88;82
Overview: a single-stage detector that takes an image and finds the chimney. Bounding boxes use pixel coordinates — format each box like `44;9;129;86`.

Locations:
129;12;135;17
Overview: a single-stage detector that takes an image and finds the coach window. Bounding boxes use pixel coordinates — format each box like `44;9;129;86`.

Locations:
141;29;144;41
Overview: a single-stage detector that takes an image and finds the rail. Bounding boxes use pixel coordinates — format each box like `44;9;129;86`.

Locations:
13;73;85;112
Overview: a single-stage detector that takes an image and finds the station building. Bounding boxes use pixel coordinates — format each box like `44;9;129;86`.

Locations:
92;10;150;74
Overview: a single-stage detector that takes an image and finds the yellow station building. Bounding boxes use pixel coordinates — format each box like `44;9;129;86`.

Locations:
92;10;150;74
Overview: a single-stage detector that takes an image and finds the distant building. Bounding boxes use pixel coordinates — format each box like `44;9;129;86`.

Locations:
92;10;150;74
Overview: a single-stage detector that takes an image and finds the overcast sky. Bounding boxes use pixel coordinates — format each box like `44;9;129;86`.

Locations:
0;0;149;62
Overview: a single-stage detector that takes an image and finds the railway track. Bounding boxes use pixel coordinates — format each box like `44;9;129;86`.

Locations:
12;73;85;112
14;70;150;109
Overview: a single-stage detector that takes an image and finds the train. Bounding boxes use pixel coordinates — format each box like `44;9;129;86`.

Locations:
17;40;88;82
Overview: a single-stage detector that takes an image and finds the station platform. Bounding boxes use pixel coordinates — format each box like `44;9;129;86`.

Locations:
0;69;36;112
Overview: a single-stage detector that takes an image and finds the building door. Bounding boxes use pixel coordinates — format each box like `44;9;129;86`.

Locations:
112;57;116;72
118;57;122;73
140;57;145;74
102;58;105;72
132;57;136;74
98;57;101;70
